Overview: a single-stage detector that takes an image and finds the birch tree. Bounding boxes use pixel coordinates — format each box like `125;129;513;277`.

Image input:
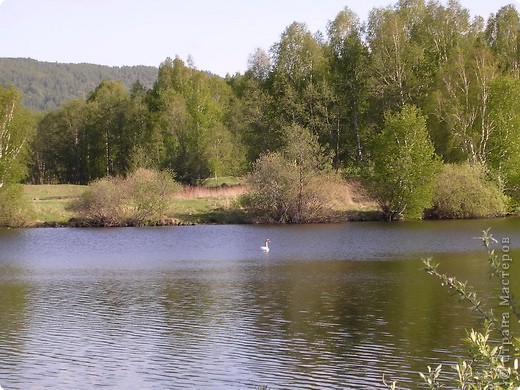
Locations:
430;44;498;164
488;76;520;199
486;5;520;77
0;86;33;188
366;6;423;113
327;7;369;168
270;22;333;144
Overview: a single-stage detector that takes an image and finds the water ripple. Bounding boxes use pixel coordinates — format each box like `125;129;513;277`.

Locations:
1;223;518;388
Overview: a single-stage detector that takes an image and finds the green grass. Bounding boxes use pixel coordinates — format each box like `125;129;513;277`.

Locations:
23;184;87;225
24;184;88;200
170;197;247;224
23;183;248;226
22;180;379;226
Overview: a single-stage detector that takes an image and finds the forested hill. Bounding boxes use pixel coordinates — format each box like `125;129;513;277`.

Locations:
0;58;158;111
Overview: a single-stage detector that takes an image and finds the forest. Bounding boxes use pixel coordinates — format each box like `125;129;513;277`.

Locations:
1;0;520;224
0;58;158;111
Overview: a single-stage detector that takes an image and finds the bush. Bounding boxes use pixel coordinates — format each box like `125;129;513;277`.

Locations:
70;169;179;226
242;125;347;224
124;169;179;225
0;184;32;227
430;163;508;219
242;153;346;223
364;105;441;221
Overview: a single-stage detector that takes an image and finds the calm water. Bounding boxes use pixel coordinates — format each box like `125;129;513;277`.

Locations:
0;218;519;389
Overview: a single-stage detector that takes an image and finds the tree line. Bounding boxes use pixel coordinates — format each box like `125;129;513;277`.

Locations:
0;58;158;111
2;0;520;222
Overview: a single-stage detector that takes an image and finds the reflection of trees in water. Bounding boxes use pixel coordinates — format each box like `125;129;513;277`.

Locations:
240;256;511;385
0;270;29;381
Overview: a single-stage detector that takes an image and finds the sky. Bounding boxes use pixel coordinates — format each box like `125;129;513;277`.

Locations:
0;0;519;76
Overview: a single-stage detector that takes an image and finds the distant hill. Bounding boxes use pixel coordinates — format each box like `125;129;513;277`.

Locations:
0;58;158;111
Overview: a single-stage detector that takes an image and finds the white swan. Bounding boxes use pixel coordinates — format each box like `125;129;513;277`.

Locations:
261;239;270;252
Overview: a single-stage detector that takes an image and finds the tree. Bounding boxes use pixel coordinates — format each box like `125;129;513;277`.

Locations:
365;5;424;114
0;86;34;187
86;80;130;179
244;124;344;223
247;47;271;81
487;76;520;200
269;22;333;147
407;0;473;102
485;5;520;77
429;42;498;164
326;7;369;168
29;99;87;184
151;57;244;184
125;81;162;171
226;71;276;165
364;104;441;220
0;86;35;227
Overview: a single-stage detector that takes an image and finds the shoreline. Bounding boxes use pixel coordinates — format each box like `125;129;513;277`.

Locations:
10;184;515;229
22;210;518;229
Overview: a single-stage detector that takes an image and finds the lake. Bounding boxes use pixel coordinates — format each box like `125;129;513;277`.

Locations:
0;218;519;389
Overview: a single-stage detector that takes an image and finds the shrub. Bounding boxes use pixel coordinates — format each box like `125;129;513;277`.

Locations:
70;176;126;226
0;184;32;227
243;153;346;224
242;125;346;223
242;152;297;223
70;169;179;226
430;163;508;219
124;169;179;225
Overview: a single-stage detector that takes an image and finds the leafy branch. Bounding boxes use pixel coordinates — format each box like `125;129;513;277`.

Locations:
386;229;520;389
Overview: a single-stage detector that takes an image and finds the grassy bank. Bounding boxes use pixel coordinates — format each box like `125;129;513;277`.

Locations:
24;184;87;225
22;180;379;227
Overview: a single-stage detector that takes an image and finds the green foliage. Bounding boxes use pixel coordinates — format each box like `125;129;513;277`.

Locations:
0;184;32;227
226;72;276;165
365;5;424;111
488;76;520;200
326;7;370;168
243;125;345;223
4;2;520;221
70;169;179;226
364;105;441;220
485;5;520;76
0;58;157;111
29;80;160;184
0;85;35;187
151;57;246;184
431;163;508;219
269;22;338;158
29;99;88;184
86;80;131;179
427;43;497;164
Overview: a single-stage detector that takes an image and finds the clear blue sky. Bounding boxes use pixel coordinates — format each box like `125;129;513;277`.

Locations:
0;0;518;76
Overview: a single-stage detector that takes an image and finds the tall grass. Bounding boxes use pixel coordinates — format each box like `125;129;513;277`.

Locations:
175;185;246;199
